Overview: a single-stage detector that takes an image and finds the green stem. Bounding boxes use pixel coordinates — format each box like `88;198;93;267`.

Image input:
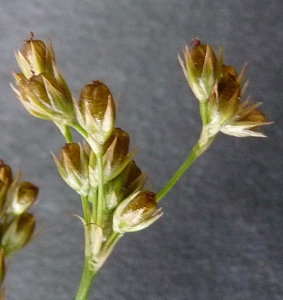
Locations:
75;256;96;300
71;122;88;140
102;231;123;252
199;101;209;126
75;231;122;300
156;129;216;202
54;123;73;142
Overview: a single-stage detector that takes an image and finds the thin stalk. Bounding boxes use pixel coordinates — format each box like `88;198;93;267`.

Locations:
75;256;96;300
75;231;122;300
199;101;209;126
55;123;72;143
71;122;88;140
102;231;123;252
156;129;216;202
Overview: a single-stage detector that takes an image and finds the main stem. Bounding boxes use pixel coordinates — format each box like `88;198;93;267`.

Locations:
75;256;96;300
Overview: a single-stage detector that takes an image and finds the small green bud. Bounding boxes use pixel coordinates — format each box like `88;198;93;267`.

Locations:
74;81;116;154
12;72;75;124
53;143;89;196
6;179;38;215
14;32;54;79
113;191;162;233
179;39;222;102
1;212;36;257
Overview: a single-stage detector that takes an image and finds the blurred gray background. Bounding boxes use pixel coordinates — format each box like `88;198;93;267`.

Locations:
0;1;282;299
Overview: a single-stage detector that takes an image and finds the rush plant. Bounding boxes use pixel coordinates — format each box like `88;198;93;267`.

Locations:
0;34;271;299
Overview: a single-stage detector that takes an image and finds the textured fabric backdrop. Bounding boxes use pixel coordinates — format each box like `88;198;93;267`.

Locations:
0;1;282;299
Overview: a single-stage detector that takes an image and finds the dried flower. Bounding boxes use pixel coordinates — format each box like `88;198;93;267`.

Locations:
113;191;162;233
220;100;271;137
6;175;38;215
12;72;75;124
74;81;115;154
14;32;54;79
1;212;36;257
53;143;89;196
179;39;222;102
207;66;271;137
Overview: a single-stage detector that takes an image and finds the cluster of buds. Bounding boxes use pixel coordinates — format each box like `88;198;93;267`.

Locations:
52;113;162;269
12;34;162;273
0;160;37;286
53;128;162;234
179;38;271;138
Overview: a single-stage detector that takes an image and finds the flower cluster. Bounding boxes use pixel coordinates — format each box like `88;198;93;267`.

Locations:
12;34;162;273
0;160;37;287
10;34;272;299
179;38;271;138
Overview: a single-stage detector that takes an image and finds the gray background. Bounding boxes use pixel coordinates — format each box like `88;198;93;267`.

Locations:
0;1;283;299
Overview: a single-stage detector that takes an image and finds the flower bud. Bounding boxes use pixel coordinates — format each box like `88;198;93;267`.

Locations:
53;143;89;196
74;81;115;154
12;72;75;124
113;191;162;233
6;180;38;215
14;33;54;79
1;212;36;257
179;39;222;102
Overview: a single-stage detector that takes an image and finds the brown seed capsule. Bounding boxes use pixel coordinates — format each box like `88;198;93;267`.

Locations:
1;212;36;257
14;72;75;123
15;33;54;78
74;81;116;154
53;143;89;196
7;181;38;215
113;191;162;233
179;43;222;102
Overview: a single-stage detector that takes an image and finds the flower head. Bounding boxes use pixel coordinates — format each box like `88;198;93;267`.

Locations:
5;172;38;215
113;191;162;233
74;81;116;154
12;33;75;125
12;72;75;124
14;32;54;79
179;39;222;102
1;212;36;257
207;65;271;137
